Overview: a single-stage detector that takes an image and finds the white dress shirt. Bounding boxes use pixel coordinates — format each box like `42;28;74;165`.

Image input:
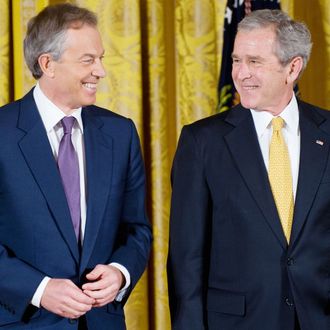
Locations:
250;94;300;199
31;83;129;307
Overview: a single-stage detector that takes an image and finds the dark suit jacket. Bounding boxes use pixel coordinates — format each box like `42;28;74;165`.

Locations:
168;101;330;330
0;89;152;329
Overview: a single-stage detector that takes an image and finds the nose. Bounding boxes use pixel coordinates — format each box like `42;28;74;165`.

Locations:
92;59;106;78
234;62;251;81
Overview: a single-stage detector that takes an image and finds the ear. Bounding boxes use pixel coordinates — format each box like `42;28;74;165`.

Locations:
38;53;56;78
286;56;303;84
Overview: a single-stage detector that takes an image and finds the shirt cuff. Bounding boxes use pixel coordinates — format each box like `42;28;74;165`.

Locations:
31;276;51;307
109;262;131;301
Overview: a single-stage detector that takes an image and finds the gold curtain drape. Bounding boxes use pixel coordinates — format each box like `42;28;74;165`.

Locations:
0;1;329;329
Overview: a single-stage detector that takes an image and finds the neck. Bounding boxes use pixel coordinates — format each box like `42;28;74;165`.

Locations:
38;79;77;115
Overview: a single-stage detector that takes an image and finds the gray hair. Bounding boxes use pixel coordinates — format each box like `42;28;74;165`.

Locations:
238;9;312;77
24;3;98;79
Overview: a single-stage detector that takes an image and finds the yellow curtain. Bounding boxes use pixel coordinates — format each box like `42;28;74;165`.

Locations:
0;1;330;329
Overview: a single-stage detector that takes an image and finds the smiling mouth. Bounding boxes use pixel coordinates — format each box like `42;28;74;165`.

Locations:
242;85;258;90
82;82;97;91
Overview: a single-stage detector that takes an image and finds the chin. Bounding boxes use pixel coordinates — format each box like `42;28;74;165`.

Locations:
82;97;96;107
240;100;255;110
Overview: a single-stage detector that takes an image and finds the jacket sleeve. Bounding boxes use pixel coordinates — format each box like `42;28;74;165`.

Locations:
0;244;45;320
167;125;211;329
109;120;152;294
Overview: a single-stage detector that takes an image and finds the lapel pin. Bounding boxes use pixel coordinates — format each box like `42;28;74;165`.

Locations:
316;140;324;146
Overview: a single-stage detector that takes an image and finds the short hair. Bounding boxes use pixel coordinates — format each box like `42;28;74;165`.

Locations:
237;9;312;77
24;3;98;79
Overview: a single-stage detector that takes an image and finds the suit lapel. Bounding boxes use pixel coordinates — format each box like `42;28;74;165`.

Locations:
79;107;113;271
17;90;79;264
224;106;287;249
290;103;330;246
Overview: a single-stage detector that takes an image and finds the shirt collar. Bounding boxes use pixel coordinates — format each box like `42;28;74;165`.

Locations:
250;93;299;138
33;83;83;133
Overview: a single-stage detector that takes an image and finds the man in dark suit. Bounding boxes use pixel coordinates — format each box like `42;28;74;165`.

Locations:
0;3;151;329
168;9;330;330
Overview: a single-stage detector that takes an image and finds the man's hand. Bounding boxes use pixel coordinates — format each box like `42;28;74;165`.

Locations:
82;264;124;307
40;279;95;319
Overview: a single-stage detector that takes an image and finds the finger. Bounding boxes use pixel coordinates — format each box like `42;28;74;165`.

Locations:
82;276;109;291
92;292;118;307
83;266;123;291
84;283;121;304
41;279;95;318
83;286;112;300
57;298;90;319
71;289;96;305
67;296;95;312
59;291;94;314
56;281;95;306
60;305;86;319
93;297;115;307
85;264;105;281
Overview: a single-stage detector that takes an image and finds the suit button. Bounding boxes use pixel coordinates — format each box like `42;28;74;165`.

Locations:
68;319;77;324
287;257;294;266
285;297;294;307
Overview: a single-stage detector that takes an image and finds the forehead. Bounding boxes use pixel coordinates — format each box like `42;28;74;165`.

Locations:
66;24;100;37
233;27;277;56
64;24;104;55
64;24;103;48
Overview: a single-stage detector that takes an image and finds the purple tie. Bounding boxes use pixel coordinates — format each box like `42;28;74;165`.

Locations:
58;117;81;241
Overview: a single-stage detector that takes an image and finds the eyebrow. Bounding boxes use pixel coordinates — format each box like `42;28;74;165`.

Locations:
247;55;264;61
79;50;105;59
231;54;264;61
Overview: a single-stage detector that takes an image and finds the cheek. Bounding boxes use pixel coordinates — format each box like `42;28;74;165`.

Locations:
231;67;238;79
267;76;286;92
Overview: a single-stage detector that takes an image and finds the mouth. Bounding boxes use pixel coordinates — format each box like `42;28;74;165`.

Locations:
241;85;259;90
82;82;98;91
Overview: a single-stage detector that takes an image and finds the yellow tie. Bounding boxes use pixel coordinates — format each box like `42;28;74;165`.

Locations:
268;117;294;243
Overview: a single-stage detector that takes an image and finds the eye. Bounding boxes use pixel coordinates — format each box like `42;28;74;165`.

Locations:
81;57;95;64
249;59;260;65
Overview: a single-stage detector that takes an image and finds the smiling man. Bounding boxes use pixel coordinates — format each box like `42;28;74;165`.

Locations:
168;9;330;330
0;3;151;330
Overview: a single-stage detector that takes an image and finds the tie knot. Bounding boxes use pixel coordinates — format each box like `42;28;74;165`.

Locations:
272;117;284;132
61;116;76;134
